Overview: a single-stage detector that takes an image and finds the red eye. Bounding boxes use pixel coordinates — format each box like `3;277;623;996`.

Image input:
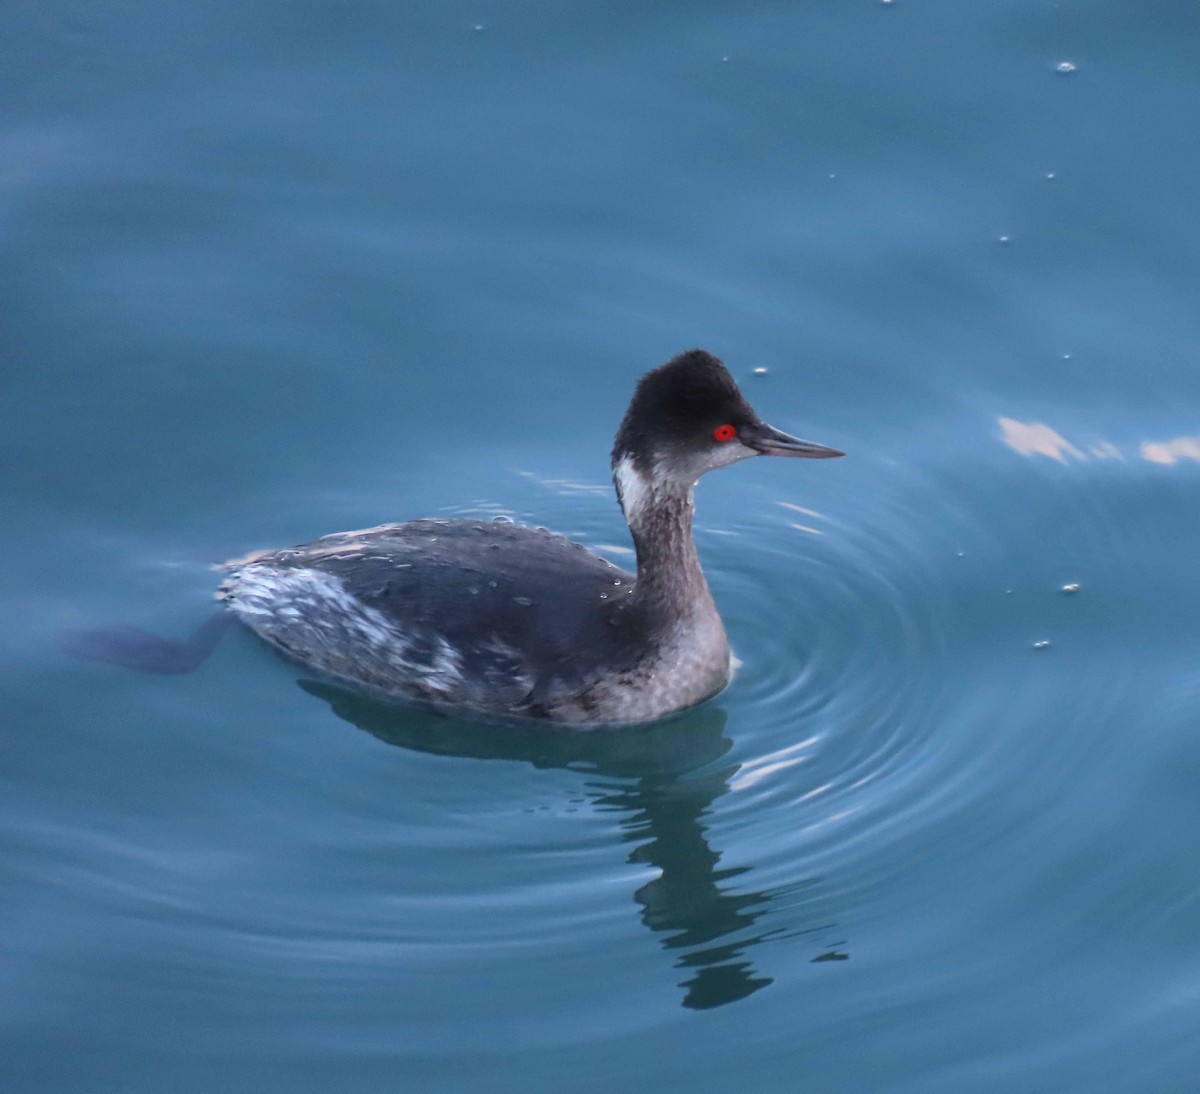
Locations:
713;424;736;442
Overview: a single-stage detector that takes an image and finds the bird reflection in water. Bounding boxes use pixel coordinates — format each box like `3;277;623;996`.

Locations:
301;681;843;1010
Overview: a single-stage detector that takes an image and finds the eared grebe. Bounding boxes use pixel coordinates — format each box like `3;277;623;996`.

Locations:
218;350;842;724
65;350;842;725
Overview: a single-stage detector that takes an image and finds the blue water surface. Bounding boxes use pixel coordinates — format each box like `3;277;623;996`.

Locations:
5;2;1200;1091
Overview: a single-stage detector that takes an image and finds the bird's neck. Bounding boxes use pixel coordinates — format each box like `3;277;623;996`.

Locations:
615;458;716;622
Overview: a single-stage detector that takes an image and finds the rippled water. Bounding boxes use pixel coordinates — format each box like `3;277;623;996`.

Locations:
6;1;1200;1091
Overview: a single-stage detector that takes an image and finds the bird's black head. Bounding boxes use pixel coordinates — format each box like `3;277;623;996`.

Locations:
613;350;754;463
611;350;843;519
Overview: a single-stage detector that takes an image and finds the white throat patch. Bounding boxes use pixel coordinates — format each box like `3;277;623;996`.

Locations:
614;455;652;523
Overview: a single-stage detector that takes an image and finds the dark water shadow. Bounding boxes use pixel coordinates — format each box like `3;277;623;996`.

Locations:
302;680;842;1010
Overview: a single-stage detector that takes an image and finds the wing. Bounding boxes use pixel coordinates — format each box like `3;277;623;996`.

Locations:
219;520;646;713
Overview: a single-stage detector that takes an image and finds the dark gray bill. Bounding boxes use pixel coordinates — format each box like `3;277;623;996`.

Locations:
745;422;845;458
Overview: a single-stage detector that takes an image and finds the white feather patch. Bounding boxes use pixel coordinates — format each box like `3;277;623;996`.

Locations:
613;455;651;523
223;565;465;694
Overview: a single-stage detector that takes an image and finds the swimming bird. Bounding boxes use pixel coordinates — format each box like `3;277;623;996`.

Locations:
68;350;843;725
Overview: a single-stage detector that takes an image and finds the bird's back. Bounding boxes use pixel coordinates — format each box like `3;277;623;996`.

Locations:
219;520;651;720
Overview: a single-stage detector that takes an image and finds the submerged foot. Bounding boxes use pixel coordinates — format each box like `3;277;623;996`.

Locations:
59;612;234;675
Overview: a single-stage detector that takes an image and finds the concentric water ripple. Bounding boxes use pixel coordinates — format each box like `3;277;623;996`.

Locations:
26;446;1195;1042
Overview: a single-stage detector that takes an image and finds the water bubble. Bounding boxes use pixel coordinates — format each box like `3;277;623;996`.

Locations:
488;579;498;588
1061;353;1072;360
998;235;1012;244
1061;583;1081;594
1056;61;1077;74
599;593;609;600
753;367;769;376
512;596;533;606
1045;171;1057;180
472;24;485;32
1032;639;1052;650
491;514;514;523
720;55;730;63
